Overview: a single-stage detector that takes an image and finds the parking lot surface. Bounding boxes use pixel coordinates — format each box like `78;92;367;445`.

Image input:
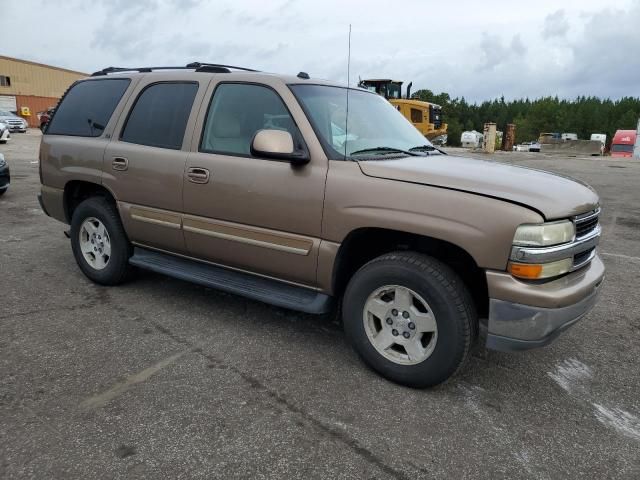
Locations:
1;132;639;479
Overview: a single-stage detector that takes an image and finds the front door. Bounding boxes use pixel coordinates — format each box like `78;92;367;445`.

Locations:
182;80;328;287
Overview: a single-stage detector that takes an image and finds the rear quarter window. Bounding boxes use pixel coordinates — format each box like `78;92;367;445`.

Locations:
46;79;130;137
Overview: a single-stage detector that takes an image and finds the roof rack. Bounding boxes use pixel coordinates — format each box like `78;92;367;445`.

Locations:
186;62;259;72
91;63;259;77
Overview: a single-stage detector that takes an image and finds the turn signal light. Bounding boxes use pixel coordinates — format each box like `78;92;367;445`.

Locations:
509;263;543;279
509;258;573;280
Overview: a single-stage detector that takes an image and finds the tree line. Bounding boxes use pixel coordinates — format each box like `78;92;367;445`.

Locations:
412;89;640;147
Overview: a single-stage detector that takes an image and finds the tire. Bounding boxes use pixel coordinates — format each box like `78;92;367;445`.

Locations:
70;197;132;285
0;188;6;196
343;251;476;388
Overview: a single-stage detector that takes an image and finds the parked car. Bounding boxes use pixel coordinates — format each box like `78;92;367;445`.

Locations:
515;141;540;152
0;153;10;196
38;64;604;388
0;120;10;144
0;110;28;133
39;107;55;132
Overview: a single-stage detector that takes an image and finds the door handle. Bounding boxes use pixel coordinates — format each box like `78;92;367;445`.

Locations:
112;157;129;171
187;167;210;184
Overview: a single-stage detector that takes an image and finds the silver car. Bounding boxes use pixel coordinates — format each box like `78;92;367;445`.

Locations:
0;110;28;133
0;120;10;143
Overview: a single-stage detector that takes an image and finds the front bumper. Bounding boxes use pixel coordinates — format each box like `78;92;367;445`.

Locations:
485;255;604;351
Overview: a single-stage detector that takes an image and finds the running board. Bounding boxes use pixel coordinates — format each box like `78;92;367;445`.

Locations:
129;248;334;314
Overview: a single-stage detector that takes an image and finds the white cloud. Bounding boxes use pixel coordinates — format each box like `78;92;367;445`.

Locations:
543;10;570;38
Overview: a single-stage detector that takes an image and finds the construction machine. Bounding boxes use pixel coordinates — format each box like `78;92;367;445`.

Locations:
358;79;447;140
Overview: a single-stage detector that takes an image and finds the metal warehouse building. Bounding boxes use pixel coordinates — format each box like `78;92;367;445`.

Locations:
0;55;87;127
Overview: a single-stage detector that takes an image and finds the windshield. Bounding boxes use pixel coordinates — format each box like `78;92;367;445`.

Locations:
386;83;402;99
291;84;433;160
611;144;634;153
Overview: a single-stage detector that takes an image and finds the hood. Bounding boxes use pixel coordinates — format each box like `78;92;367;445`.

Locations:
357;155;599;219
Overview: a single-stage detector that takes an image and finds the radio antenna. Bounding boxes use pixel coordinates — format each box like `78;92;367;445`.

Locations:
344;24;352;160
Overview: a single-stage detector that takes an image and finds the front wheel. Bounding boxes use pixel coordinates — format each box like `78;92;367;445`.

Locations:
343;252;476;388
70;197;132;285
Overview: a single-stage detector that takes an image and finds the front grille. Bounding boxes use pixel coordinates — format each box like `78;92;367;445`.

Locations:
574;209;599;239
573;247;595;268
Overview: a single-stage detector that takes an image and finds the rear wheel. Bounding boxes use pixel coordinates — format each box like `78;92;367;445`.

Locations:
343;252;476;388
70;197;132;285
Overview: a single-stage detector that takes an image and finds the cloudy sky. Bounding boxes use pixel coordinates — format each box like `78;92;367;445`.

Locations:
2;0;639;102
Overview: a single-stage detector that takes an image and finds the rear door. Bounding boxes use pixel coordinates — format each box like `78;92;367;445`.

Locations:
41;77;135;196
182;78;328;287
103;75;208;253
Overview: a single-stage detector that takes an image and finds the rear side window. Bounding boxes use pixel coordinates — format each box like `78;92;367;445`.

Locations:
47;79;130;137
121;82;198;150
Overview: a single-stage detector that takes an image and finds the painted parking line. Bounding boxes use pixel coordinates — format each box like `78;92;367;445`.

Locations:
80;349;188;410
600;252;640;262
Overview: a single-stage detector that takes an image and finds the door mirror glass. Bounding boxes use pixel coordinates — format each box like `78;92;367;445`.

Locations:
251;129;309;165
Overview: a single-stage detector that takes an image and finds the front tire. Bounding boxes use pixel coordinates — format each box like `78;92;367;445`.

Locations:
70;197;132;285
343;252;476;388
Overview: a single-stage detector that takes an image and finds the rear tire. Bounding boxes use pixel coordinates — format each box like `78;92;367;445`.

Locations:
0;188;6;196
70;197;132;285
343;251;476;388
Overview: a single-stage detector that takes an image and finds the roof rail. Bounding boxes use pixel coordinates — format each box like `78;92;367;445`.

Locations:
91;63;259;76
91;66;184;76
186;62;259;72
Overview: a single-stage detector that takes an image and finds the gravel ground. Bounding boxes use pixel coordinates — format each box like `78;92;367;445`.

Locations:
1;132;639;479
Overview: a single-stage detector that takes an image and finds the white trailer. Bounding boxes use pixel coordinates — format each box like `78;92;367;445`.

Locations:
590;133;607;155
460;130;483;148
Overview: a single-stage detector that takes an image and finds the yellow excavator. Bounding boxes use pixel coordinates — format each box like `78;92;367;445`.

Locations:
358;79;447;141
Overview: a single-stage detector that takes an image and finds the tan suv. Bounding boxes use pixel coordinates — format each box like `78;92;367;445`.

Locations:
38;63;604;387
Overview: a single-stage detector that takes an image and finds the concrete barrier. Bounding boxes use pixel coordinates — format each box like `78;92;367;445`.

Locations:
540;139;602;156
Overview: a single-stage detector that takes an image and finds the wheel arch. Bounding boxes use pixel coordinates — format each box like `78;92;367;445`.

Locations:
331;227;489;318
63;180;118;223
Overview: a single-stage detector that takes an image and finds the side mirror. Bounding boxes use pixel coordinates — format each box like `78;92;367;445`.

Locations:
251;129;309;165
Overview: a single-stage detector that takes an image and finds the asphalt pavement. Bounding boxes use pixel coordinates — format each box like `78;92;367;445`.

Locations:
1;132;639;479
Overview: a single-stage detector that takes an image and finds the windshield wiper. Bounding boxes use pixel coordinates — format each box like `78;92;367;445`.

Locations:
409;145;447;155
350;146;421;157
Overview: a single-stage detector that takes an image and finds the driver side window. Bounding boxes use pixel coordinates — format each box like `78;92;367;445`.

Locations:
200;83;300;157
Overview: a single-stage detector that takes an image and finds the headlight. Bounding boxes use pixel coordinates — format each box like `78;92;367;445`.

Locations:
512;220;575;247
